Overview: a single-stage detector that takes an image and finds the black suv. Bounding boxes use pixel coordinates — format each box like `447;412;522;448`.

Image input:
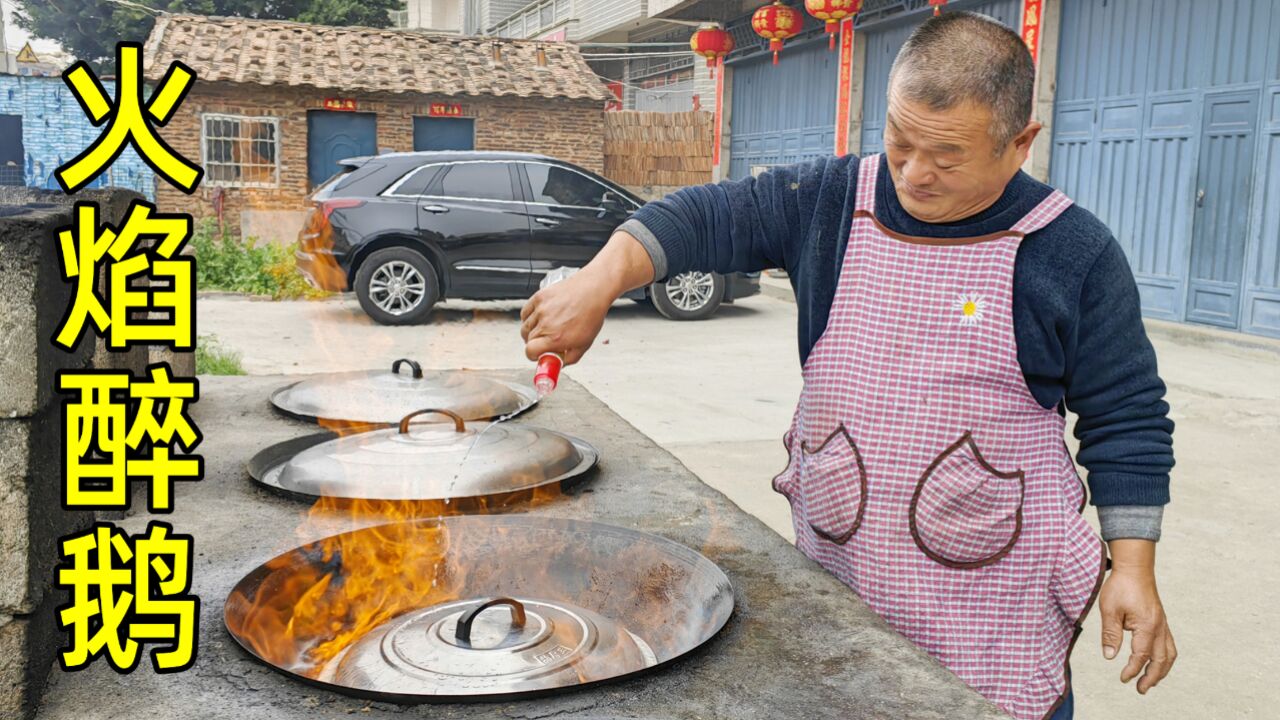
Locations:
297;151;760;324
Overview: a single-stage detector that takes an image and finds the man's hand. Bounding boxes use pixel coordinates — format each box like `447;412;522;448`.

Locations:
1098;539;1177;694
521;270;615;366
521;230;656;366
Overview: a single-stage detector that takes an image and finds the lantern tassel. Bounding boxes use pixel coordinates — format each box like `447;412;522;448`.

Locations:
773;50;779;65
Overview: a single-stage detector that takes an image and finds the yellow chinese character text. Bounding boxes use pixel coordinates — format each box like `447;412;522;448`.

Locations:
57;42;202;193
57;522;199;673
54;200;195;351
59;371;130;508
126;364;203;512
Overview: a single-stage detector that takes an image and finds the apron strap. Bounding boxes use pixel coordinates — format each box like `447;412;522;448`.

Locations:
1009;189;1073;235
855;153;880;215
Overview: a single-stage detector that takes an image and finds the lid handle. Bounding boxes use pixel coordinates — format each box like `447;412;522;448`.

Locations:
399;409;467;434
392;358;424;380
455;597;527;646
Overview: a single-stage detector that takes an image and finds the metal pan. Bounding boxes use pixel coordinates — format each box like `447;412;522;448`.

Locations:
223;515;735;703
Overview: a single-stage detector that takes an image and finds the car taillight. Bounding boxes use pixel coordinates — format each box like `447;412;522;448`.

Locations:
319;198;364;221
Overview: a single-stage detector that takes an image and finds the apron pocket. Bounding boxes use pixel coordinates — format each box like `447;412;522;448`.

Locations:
771;428;801;504
909;432;1024;569
798;425;868;545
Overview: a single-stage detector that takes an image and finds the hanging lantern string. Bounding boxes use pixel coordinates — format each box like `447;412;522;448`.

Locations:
752;1;803;66
804;0;862;51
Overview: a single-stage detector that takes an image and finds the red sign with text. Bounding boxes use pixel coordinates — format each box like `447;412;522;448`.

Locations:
428;103;464;117
323;97;357;112
1021;0;1044;63
833;18;855;157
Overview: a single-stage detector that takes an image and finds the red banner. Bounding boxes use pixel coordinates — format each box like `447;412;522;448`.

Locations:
428;102;464;117
833;18;855;157
713;56;725;173
322;97;357;112
1021;0;1044;63
605;82;623;112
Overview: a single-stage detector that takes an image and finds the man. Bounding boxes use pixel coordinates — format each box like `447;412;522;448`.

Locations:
521;12;1175;720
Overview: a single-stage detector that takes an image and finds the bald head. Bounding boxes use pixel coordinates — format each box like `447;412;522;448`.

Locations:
888;11;1035;151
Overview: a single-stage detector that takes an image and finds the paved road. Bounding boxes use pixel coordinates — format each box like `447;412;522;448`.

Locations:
200;290;1280;719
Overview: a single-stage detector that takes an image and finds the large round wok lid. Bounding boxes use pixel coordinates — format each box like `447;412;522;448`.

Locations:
271;359;538;426
248;409;598;502
223;516;735;703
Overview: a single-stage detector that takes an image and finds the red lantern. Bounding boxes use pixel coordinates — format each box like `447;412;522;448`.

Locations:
752;1;803;66
690;25;735;79
805;0;861;50
929;0;948;15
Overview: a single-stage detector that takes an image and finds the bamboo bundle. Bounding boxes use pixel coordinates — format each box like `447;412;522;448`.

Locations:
603;111;715;187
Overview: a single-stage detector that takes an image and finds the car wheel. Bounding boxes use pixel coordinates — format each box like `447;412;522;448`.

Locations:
354;247;440;325
650;271;724;321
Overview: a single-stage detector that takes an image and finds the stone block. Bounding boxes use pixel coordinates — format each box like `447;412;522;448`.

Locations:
0;406;92;616
1;596;60;720
0;189;147;417
0;203;85;418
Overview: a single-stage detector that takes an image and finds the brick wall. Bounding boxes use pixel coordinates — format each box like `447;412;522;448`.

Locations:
155;81;605;235
0;75;156;198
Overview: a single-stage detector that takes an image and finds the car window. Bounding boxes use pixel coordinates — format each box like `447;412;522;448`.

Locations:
386;164;442;196
431;163;514;202
526;163;611;208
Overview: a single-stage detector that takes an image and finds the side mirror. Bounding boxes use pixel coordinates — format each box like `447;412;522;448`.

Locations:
600;191;625;213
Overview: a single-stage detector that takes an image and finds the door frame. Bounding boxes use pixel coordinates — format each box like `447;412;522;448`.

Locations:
1183;86;1263;329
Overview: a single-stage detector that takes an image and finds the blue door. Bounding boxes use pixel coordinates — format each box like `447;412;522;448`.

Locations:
307;111;377;188
727;37;838;180
1050;0;1279;335
1244;84;1280;337
414;117;475;152
1186;90;1260;328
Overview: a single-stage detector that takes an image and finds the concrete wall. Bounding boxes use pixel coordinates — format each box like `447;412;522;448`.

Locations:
0;75;156;199
154;81;606;238
0;187;165;718
0;201;91;719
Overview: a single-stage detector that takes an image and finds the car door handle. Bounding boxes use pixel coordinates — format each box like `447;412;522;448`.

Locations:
535;217;560;227
422;204;450;214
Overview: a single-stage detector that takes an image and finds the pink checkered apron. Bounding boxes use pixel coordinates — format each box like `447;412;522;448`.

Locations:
773;155;1108;719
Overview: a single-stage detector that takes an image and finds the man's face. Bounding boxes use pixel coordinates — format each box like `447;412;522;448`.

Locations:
883;88;1039;224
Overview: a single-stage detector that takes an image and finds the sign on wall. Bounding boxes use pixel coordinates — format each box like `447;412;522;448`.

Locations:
428;103;464;117
323;97;358;111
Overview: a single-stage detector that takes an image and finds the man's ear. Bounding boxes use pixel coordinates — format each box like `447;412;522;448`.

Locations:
1010;120;1042;161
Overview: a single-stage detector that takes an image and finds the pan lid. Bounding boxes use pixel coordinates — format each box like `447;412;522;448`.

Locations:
265;409;597;501
326;596;655;694
270;359;538;426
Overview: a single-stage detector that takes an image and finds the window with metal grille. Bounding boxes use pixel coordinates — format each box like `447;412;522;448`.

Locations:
201;113;280;187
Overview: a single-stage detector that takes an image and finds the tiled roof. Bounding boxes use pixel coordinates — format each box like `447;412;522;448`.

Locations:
143;14;613;102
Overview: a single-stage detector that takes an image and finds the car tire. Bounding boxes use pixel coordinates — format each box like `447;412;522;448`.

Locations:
650;271;724;321
354;247;440;325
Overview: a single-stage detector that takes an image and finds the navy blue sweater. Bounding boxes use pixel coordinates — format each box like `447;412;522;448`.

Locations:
625;153;1173;510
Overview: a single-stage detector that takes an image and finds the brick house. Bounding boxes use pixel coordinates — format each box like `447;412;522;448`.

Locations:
141;14;612;241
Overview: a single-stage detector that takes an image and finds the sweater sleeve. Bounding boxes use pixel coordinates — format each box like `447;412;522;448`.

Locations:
619;156;848;280
1064;238;1175;509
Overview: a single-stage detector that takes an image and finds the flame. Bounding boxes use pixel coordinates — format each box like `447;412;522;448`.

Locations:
296;207;350;294
227;461;569;677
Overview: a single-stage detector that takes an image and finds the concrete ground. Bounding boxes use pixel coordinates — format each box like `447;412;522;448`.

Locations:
199;288;1280;719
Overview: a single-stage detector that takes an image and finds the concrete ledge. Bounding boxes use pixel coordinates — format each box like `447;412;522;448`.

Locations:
1145;318;1280;357
36;374;1008;720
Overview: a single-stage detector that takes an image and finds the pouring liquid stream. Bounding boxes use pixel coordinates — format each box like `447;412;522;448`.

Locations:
444;267;573;503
